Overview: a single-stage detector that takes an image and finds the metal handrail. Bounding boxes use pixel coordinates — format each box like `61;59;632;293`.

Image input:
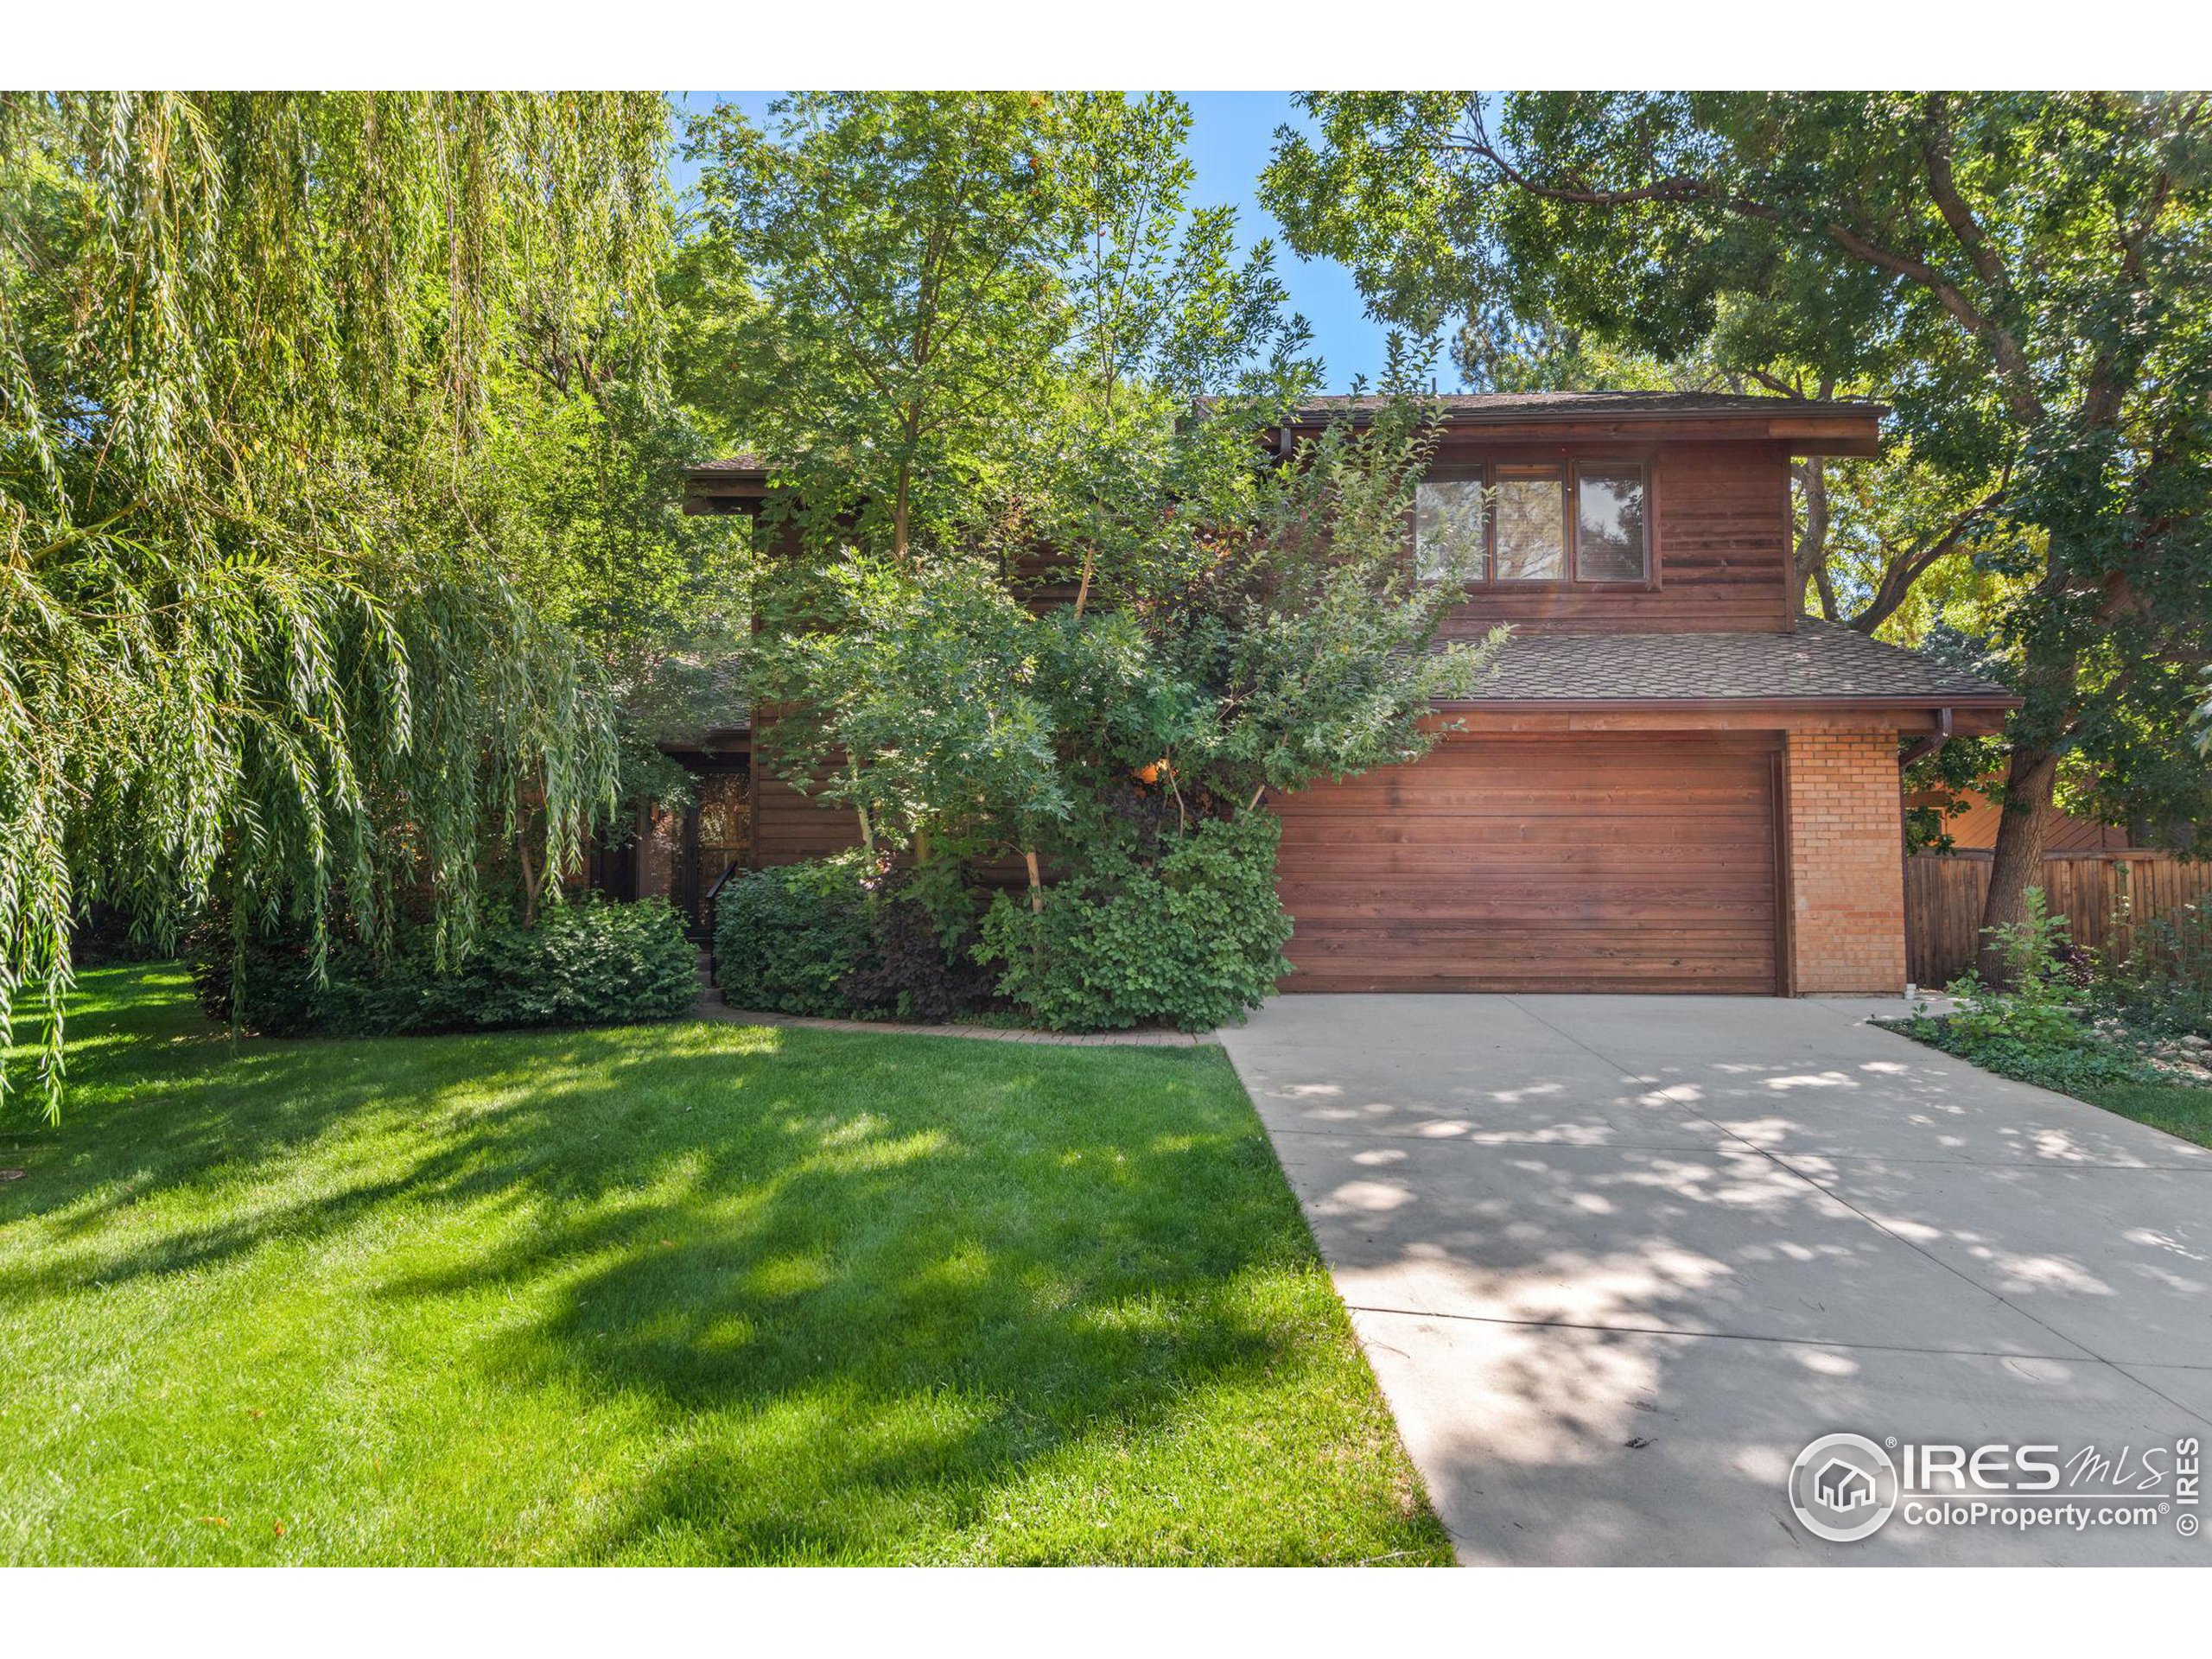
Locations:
699;859;746;975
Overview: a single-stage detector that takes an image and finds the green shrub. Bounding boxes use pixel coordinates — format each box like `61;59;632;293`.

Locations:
1888;1008;2154;1095
712;854;875;1016
2093;901;2212;1039
836;870;996;1022
189;899;699;1036
1885;888;2156;1094
182;915;328;1036
416;899;698;1031
977;812;1291;1032
1946;887;2082;1055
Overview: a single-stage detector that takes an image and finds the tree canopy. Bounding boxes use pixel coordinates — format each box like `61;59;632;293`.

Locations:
682;92;1074;557
680;92;1319;569
1;91;678;1114
689;91;1497;924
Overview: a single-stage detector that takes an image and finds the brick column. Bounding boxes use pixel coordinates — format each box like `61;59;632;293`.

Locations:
1786;729;1907;994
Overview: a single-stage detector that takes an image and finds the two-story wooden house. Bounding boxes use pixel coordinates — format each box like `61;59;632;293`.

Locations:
679;391;2018;997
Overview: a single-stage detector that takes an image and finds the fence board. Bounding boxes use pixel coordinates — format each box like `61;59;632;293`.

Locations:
1905;852;2212;989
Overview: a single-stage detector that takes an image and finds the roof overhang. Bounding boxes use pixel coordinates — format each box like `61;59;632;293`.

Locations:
656;726;752;760
1276;406;1884;458
1425;695;2017;736
682;462;771;515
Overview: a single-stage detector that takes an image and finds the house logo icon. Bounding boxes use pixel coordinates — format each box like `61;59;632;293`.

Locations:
1815;1458;1876;1512
1789;1433;1901;1542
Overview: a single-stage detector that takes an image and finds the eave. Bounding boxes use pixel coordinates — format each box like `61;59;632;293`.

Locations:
682;466;770;515
1278;410;1883;458
1426;694;2018;736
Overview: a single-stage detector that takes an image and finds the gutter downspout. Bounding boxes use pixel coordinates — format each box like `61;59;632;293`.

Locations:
1898;707;1955;771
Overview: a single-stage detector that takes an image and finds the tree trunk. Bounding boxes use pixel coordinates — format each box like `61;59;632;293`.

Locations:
518;836;542;928
1023;849;1044;913
1979;554;2090;986
851;779;882;914
1976;744;2057;985
1794;458;1834;619
1072;547;1096;618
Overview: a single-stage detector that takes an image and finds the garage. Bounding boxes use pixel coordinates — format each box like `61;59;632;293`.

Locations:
1274;733;1783;995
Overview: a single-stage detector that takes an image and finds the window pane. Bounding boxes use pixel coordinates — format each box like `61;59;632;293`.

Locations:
1414;479;1486;582
1494;472;1566;581
1577;467;1649;582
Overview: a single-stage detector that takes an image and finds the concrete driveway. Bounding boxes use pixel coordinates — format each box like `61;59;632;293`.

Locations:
1221;995;2212;1565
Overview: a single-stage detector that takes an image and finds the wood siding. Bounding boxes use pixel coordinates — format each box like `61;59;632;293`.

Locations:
753;762;862;868
1436;442;1793;638
1905;851;2212;988
1274;733;1783;994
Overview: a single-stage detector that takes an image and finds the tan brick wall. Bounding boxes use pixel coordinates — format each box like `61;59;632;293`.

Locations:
1787;729;1907;994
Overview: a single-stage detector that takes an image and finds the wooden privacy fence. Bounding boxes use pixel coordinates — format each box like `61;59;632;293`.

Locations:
1905;850;2212;988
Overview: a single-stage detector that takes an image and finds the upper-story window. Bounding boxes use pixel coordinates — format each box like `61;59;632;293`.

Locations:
1414;460;1650;585
1414;472;1489;582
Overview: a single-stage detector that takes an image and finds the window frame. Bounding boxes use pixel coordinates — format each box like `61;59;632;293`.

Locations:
1412;454;1660;590
1411;462;1493;587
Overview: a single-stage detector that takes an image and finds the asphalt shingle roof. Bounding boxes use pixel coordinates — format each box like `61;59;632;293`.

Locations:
1450;620;2013;704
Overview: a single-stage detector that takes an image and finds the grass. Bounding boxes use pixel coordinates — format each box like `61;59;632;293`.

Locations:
0;965;1448;1566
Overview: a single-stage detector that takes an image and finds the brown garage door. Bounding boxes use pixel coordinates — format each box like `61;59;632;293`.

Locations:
1274;733;1783;994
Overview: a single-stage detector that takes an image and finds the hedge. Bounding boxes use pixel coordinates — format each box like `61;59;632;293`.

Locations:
188;898;699;1037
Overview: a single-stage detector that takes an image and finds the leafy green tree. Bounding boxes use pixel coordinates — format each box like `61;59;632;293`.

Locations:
683;92;1073;557
0;91;672;1114
709;92;1498;812
469;337;753;835
748;552;1071;893
1027;92;1318;613
1266;92;2212;977
1135;397;1501;818
681;92;1319;572
700;95;1503;1024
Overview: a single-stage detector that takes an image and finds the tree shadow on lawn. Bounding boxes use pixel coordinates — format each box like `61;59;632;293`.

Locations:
4;969;1425;1564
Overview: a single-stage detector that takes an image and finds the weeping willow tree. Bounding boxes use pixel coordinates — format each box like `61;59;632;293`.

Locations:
0;92;674;1116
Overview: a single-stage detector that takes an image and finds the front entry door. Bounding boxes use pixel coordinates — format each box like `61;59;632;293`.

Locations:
677;766;752;934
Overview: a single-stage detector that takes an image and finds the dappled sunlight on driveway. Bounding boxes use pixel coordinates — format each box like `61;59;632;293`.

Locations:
1282;1133;2072;1353
1222;991;2212;1564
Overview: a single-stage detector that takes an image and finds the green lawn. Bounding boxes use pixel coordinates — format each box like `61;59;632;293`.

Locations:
0;966;1448;1566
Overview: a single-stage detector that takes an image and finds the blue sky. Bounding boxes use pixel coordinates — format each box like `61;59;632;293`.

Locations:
668;92;1402;394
